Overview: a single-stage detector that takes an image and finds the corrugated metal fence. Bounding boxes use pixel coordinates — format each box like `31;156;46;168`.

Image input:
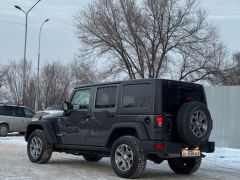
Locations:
204;86;240;149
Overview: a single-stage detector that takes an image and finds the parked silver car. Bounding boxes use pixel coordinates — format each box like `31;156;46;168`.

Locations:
0;104;35;136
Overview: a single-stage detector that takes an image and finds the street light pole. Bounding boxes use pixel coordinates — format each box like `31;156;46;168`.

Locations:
35;18;49;111
14;0;41;105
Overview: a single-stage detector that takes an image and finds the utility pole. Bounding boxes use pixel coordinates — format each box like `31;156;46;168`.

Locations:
14;0;42;105
35;18;49;111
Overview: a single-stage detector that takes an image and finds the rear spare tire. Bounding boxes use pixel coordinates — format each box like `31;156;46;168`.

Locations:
177;101;212;146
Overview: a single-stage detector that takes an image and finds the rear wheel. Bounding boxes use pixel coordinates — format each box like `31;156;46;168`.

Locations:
83;154;102;162
27;130;53;164
168;157;202;174
111;136;146;178
0;124;8;137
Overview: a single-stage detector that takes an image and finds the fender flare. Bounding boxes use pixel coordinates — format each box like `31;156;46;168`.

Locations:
105;122;149;147
25;120;58;144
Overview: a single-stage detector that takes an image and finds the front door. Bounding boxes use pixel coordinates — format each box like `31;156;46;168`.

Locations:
60;88;92;145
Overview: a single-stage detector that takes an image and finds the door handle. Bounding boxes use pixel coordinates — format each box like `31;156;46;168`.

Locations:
106;112;115;118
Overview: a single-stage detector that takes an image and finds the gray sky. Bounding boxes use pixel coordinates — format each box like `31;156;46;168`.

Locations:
0;0;240;71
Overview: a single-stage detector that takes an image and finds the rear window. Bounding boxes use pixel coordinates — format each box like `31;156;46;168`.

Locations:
122;84;152;108
162;82;205;113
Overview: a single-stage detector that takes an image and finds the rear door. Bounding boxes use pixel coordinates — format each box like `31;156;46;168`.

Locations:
2;106;24;132
0;106;14;131
90;86;118;146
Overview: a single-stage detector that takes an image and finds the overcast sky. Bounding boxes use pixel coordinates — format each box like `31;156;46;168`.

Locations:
0;0;240;71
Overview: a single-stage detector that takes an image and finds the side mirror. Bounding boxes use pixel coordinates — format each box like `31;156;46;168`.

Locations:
62;101;70;111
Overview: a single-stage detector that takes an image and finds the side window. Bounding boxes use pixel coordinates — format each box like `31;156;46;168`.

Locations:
5;106;16;116
0;106;9;116
71;89;91;110
0;106;23;117
23;108;35;118
0;106;5;115
15;107;24;117
122;84;152;108
95;87;117;108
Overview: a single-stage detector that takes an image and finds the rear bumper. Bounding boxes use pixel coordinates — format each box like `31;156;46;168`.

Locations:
141;140;215;158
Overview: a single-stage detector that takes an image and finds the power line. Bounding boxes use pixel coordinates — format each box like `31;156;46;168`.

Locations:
0;19;24;26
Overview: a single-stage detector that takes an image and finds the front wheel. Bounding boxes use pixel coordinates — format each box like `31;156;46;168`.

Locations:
168;157;202;174
27;130;53;164
111;136;146;178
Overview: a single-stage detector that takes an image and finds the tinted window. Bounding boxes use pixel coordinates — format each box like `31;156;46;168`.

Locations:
162;82;205;113
0;106;23;117
71;89;91;110
15;107;24;117
95;87;117;108
0;106;11;116
24;108;35;118
122;84;151;108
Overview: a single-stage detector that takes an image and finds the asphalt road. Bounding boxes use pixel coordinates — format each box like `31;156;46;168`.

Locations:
0;136;240;180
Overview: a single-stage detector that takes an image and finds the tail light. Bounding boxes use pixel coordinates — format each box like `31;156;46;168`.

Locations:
155;142;164;150
155;116;164;128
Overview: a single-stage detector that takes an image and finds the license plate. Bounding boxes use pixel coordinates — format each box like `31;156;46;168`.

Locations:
182;150;200;157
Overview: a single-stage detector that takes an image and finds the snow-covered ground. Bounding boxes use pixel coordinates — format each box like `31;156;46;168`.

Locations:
1;134;240;168
0;133;26;145
0;135;240;180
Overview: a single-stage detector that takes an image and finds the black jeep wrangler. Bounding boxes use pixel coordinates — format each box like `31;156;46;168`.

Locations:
25;79;214;178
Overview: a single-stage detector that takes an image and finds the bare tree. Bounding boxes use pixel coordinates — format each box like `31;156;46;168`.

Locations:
0;66;9;88
40;62;71;109
70;58;99;87
74;0;229;83
4;60;32;105
216;52;240;85
0;67;10;102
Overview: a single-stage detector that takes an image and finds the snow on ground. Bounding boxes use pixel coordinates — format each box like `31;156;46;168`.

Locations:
204;148;240;169
0;134;240;180
0;133;27;145
1;134;240;169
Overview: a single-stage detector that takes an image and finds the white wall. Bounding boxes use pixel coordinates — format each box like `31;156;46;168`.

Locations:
204;86;240;149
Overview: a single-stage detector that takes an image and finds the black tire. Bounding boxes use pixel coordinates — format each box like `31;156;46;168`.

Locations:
0;124;8;137
27;130;53;164
177;101;212;146
111;136;146;179
83;154;102;162
168;157;202;174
